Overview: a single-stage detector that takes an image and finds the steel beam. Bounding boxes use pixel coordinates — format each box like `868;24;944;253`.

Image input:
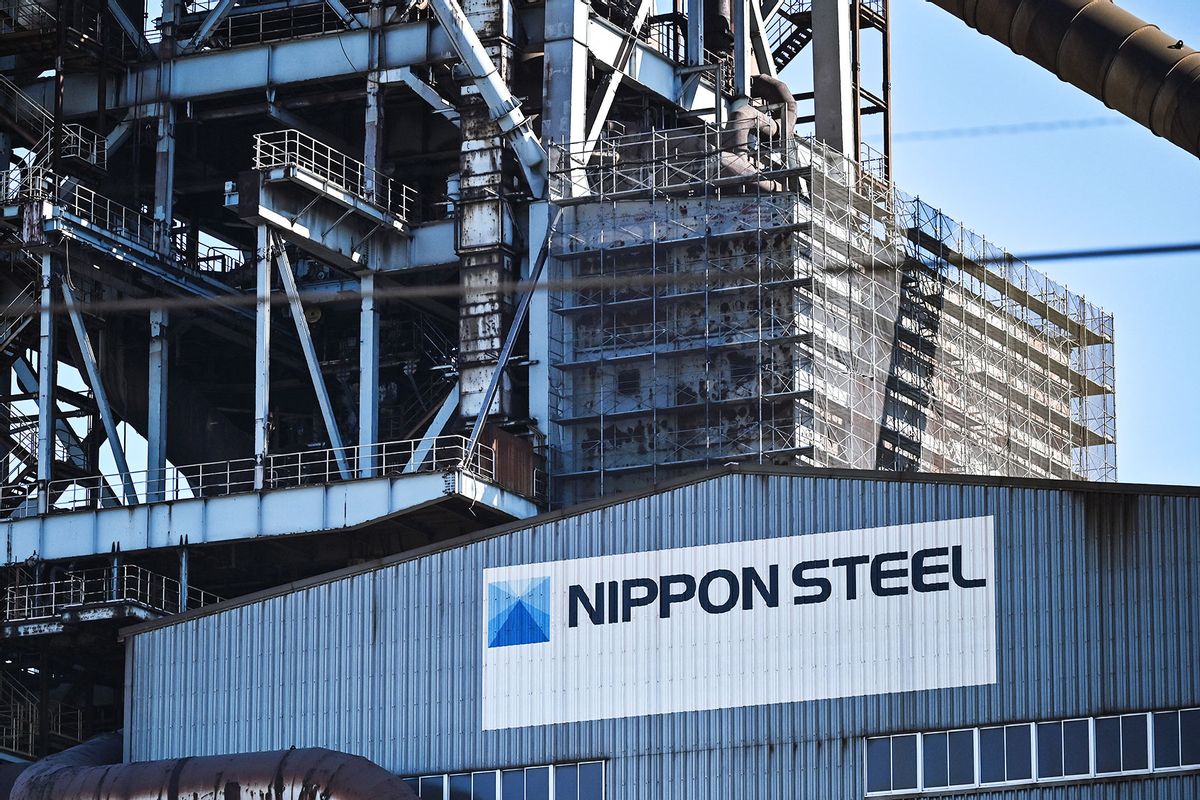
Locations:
732;0;752;99
106;0;155;59
178;545;189;611
381;67;460;127
748;0;778;78
2;471;538;563
40;16;715;124
35;255;55;514
146;309;169;503
580;0;653;164
253;225;271;490
358;273;379;477
427;0;548;198
811;0;854;155
180;0;238;54
153;103;176;254
543;0;589;192
687;0;705;66
61;281;138;507
272;234;352;480
14;358;86;472
324;0;363;29
403;385;459;473
464;206;563;460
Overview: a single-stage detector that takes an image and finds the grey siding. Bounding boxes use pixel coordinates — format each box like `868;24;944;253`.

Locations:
127;473;1200;799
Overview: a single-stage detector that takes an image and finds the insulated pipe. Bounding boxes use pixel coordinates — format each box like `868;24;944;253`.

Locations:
8;734;419;800
751;73;797;135
929;0;1200;158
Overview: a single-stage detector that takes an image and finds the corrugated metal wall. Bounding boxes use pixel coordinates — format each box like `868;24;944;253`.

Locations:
126;473;1200;799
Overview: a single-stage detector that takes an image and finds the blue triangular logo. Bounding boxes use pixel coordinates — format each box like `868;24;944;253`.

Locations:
488;577;550;647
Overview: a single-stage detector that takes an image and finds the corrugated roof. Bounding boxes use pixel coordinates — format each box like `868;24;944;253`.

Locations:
119;463;1200;638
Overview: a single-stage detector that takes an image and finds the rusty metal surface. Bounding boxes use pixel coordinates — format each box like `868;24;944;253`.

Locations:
931;0;1200;158
9;733;418;800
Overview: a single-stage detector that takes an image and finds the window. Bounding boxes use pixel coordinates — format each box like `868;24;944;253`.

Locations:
1096;714;1148;774
1037;719;1091;779
865;735;917;793
865;708;1200;796
1183;710;1200;766
920;729;974;788
615;369;640;396
406;762;603;800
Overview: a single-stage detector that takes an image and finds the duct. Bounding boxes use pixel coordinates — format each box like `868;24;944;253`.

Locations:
719;104;782;191
7;733;419;800
751;73;797;136
426;0;549;197
929;0;1200;159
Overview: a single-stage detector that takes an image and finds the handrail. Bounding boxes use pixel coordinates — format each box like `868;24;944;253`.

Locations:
252;128;416;223
2;564;222;622
1;434;495;516
0;76;106;169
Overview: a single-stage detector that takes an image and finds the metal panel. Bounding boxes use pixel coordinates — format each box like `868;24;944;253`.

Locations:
126;472;1200;799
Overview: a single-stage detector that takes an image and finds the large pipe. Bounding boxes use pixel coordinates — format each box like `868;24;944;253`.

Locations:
929;0;1200;158
8;734;419;800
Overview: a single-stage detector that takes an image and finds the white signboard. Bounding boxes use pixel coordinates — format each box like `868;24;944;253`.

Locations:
482;516;996;730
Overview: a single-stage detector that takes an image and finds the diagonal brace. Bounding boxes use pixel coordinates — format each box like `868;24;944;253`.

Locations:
106;0;155;59
581;0;655;161
324;0;363;29
61;280;139;506
427;0;547;198
271;234;352;480
180;0;238;54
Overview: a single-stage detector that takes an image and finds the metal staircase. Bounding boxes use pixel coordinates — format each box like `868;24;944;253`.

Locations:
765;0;813;71
0;670;82;759
0;74;105;167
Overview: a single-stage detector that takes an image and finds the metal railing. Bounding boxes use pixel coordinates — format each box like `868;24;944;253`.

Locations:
3;564;221;623
642;13;685;63
253;129;416;223
4;435;493;515
0;672;37;757
0;672;83;758
0;76;106;169
0;0;56;32
550;119;801;201
0;281;35;347
64;181;163;252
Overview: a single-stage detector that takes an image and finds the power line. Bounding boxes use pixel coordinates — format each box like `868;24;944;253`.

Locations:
4;240;1195;319
891;117;1128;143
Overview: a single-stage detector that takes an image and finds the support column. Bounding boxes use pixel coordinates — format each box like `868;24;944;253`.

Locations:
360;4;383;474
544;0;589;186
732;0;751;100
178;543;189;612
147;309;169;501
36;254;55;514
359;273;379;475
153;102;176;254
456;0;518;423
686;0;705;66
253;225;271;489
811;0;855;156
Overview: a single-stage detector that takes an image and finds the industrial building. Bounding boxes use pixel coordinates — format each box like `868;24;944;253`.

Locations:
0;0;1195;785
103;467;1196;799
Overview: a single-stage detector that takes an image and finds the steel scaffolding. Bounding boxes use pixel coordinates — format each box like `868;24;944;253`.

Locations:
546;122;1115;503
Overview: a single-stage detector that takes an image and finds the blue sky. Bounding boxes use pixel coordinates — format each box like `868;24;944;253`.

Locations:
875;0;1198;486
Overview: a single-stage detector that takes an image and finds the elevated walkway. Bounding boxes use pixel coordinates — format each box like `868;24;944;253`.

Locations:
2;564;220;638
0;435;541;563
234;129;440;274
